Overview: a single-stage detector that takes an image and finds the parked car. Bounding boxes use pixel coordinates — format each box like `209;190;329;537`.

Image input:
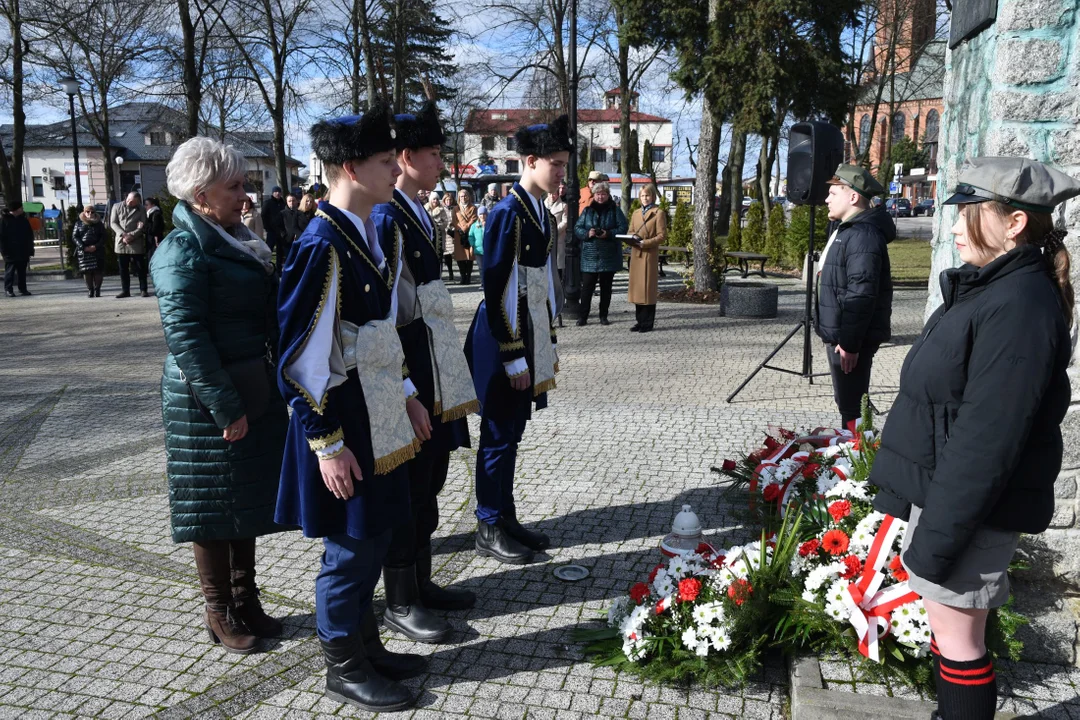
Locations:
913;198;935;217
885;197;912;218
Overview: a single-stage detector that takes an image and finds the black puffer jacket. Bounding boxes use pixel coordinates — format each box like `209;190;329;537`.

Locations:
871;245;1071;583
816;206;895;352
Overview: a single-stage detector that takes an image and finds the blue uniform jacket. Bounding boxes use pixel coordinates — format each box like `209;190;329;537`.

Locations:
275;200;409;540
464;184;558;421
373;189;470;454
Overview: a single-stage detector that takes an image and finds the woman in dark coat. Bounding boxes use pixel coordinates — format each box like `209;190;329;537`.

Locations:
870;157;1079;720
73;206;106;297
574;181;627;325
151;136;287;655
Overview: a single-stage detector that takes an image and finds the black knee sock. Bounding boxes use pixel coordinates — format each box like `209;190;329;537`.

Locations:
937;652;997;720
930;635;942;699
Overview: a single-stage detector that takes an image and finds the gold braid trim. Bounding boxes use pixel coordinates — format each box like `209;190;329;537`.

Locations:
499;216;522;342
307;427;344;451
439;398;480;421
391;197;439;255
533;377;557;396
507;366;530;380
315;208;392;290
282;248;339;415
499;340;526;352
373;438;421;475
319;445;345;460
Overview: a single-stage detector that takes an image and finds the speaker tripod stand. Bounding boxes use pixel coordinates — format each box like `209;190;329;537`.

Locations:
725;206;830;403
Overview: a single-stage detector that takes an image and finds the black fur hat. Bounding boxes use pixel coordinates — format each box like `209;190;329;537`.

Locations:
514;115;574;157
310;101;398;165
394;101;446;150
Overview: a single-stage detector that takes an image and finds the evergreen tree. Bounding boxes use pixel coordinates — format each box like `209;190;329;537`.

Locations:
374;0;456;111
578;143;593;191
626;129;640;175
784;205;829;267
743;202;766;253
642;139;654;179
765;204;786;266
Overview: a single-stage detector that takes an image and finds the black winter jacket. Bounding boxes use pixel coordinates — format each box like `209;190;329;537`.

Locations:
816;206;895;352
0;211;34;262
870;245;1071;584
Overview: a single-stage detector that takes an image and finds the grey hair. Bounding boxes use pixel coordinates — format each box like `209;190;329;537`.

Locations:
166;136;248;204
592;181;610;195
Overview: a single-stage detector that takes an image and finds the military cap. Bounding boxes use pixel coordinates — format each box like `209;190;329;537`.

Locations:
515;115;574;157
310;100;397;165
826;163;885;198
393;101;446;151
944;156;1080;213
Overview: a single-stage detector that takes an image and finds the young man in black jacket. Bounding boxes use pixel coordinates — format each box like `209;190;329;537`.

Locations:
260;186;288;267
817;164;894;430
1;201;35;297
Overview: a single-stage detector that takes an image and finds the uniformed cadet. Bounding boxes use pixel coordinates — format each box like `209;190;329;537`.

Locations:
275;104;428;712
464;117;569;565
371;102;478;644
817;163;896;431
871;157;1080;720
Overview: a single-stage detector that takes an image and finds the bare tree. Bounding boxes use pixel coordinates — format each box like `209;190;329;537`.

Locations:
441;68;491;189
212;0;314;192
314;0;381;113
29;0;165;202
199;43;269;140
0;0;32;203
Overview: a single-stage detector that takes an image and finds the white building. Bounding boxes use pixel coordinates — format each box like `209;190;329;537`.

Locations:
460;89;674;180
1;102;304;207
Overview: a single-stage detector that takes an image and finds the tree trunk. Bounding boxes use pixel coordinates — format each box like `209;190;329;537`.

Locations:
359;0;377;110
0;1;26;203
349;0;361;113
757;136;771;218
617;6;633;219
727;130;747;237
177;0;200;139
690;99;720;291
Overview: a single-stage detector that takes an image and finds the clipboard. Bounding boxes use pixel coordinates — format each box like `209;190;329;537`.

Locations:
616;234;642;246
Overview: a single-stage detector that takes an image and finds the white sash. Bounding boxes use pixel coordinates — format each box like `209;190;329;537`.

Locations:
415;280;480;420
524;266;557;396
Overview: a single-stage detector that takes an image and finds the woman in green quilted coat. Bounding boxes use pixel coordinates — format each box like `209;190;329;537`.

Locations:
151;137;288;655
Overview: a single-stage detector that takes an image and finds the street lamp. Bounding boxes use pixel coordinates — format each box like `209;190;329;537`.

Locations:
115;154;125;201
58;76;83;210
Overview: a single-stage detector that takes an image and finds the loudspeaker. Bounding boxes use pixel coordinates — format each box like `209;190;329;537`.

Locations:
786;121;845;206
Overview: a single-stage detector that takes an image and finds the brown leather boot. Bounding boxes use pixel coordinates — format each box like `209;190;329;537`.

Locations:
194;540;261;653
204;604;259;654
230;538;283;638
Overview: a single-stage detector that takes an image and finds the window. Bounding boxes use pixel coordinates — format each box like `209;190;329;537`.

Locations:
31;176;44;196
505;159;519;174
505;136;516;152
924;109;940;170
149;131;167;145
481;136;495;151
591;148;607;164
612;149;622;164
651;146;665;163
52;176;66;190
859;114;871;154
891;112;906;142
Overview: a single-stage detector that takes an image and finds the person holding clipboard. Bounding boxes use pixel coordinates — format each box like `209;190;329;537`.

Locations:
625;183;667;332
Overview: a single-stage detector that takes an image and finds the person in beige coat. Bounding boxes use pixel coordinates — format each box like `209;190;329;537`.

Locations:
451;188;477;284
241;196;265;239
627;184;666;332
111;191;149;297
433;192;455;281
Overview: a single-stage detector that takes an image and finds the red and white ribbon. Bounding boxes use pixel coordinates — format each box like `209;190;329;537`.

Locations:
840;514;920;662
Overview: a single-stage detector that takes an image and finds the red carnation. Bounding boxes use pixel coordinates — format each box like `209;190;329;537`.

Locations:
764;436;781;452
798;539;820;557
728;578;753;606
841;554;863;580
710;554;727;569
630;582;651;604
678;577;702;603
801;463;821;479
889;555;910;582
828;500;852;523
762;484;781;502
822;529;850;556
648;563;664;583
722;459;737;471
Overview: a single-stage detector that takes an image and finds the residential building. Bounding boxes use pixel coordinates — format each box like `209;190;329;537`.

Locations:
0;102;304;207
460;89;674;181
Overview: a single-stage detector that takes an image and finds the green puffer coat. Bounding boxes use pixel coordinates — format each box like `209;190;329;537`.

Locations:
151;201;287;543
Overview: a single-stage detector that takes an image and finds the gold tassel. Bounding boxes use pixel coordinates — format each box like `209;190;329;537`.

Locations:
433;400;443;416
440;399;480;421
373;441;420;475
533;378;557;396
553;361;560;374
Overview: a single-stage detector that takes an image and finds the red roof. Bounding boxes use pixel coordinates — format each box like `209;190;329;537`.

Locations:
465;108;669;134
604;88;640;97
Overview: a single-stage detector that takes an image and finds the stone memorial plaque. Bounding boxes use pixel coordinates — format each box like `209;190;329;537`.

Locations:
950;0;996;49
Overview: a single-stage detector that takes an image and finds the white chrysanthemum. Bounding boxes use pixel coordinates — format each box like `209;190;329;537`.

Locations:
708;625;731;652
805;562;844;592
695;641;710;657
816;471;842;495
692;604;713;626
681;626;699;651
825;602;847;621
802;589;818;603
825;580;848;605
668;556;689;577
623;635;648;661
654;576;675;597
825;480;871;502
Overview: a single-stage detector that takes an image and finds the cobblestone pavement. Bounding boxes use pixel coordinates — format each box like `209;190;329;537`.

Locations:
0;270;1074;719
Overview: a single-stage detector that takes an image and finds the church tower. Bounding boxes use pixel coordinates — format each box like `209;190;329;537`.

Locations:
873;0;937;76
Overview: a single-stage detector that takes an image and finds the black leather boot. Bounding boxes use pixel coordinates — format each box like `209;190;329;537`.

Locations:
321;634;412;712
382;566;452;643
360;606;426;680
502;511;551;551
475;520;534;564
417;546;475;611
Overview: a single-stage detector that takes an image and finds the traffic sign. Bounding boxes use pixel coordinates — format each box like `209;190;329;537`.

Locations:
889;182;901;195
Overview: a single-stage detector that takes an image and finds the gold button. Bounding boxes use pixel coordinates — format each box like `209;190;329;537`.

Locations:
525;244;531;251
413;250;421;258
364;284;371;292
